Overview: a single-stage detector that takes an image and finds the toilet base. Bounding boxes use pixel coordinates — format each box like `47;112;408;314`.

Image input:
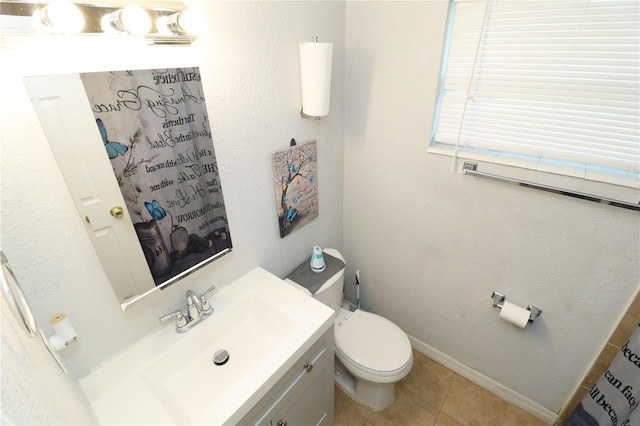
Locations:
334;357;395;411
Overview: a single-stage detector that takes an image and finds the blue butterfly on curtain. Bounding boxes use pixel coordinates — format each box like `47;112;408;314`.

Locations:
96;118;128;159
145;200;167;221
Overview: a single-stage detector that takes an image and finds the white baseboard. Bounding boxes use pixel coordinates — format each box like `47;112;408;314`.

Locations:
407;334;558;425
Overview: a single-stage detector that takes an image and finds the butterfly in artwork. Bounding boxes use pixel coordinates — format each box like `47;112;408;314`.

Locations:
96;118;128;159
286;206;298;223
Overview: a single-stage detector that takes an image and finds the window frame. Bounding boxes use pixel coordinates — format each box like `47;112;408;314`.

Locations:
428;0;640;202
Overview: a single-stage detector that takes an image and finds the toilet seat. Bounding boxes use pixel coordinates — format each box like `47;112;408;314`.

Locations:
335;309;412;383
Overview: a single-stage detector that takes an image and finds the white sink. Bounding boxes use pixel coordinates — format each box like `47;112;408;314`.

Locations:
79;267;334;425
140;294;296;424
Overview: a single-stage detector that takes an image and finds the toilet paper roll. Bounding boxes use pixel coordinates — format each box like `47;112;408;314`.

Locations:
48;312;77;344
299;42;333;117
48;335;66;351
499;301;530;328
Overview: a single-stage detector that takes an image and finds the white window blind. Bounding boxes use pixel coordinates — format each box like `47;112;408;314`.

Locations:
432;0;640;188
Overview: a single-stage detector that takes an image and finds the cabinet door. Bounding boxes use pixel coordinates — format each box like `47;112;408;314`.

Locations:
270;345;334;426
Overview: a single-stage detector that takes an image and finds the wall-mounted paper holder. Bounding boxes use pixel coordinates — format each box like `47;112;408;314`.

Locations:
299;36;333;120
491;291;542;324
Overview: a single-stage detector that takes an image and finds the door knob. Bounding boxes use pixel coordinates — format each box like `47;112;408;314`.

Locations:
110;206;124;218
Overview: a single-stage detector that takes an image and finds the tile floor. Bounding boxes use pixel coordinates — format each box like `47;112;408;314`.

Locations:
334;350;552;426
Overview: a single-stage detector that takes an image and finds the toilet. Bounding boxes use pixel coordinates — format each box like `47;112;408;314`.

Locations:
285;248;413;411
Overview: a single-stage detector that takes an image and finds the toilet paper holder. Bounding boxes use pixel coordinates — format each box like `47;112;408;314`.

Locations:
491;291;542;324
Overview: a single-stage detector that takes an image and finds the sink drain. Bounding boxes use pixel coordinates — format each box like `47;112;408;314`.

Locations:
213;349;229;366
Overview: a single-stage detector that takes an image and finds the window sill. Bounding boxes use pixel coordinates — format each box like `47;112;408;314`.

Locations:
428;143;640;206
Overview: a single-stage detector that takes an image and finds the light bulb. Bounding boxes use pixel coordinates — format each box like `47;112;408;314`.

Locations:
33;0;85;34
177;9;204;36
120;6;151;35
101;6;151;35
157;9;205;36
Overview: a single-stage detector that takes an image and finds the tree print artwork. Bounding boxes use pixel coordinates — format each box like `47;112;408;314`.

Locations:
272;140;318;238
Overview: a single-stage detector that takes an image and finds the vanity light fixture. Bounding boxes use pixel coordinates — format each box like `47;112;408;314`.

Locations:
32;0;85;34
101;6;151;35
1;1;200;46
157;9;204;36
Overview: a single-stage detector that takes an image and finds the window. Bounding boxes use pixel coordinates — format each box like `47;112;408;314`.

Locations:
430;0;640;191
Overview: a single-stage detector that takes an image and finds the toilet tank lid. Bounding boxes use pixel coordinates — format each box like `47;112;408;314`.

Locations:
335;310;412;373
286;252;344;295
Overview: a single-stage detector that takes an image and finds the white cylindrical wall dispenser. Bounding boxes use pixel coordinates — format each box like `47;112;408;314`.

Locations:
299;39;333;118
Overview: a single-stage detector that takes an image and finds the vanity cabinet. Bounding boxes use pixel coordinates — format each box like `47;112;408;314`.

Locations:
240;328;335;426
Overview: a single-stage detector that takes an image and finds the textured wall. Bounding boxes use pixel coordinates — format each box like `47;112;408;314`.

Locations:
1;296;97;424
0;0;345;400
343;1;640;414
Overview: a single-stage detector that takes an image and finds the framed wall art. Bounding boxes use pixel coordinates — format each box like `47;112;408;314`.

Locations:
272;140;318;238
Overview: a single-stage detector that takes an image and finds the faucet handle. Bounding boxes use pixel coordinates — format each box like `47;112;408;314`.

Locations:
200;284;216;312
160;310;188;328
201;284;216;301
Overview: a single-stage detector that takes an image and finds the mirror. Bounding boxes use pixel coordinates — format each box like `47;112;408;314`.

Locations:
24;68;232;309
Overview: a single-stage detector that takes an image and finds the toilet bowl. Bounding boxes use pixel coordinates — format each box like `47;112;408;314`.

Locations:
285;248;413;411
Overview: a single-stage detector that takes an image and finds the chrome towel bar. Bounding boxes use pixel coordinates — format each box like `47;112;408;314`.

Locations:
1;251;69;374
1;251;38;337
462;162;639;211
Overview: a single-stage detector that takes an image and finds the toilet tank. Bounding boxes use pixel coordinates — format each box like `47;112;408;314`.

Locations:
313;248;346;313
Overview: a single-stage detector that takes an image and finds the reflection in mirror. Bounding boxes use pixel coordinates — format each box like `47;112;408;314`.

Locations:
24;68;232;309
81;68;232;287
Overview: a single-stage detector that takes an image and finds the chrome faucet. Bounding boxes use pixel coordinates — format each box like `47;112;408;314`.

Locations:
160;285;216;333
186;289;204;321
